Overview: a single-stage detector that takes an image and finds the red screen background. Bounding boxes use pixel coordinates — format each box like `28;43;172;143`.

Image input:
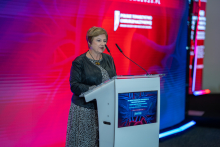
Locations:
0;0;188;146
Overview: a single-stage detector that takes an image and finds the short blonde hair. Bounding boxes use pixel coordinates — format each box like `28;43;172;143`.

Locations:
86;26;108;47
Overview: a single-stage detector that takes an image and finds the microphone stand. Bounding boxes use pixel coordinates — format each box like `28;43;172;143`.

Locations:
105;44;115;72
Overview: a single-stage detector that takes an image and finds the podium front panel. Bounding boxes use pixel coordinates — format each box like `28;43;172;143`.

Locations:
114;77;160;147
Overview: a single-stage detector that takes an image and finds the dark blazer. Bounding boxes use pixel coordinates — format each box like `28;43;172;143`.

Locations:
69;52;116;109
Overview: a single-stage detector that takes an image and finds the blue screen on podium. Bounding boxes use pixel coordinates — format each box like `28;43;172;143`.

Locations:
118;91;157;128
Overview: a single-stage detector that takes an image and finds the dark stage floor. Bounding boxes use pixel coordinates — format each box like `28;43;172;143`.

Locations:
187;94;220;128
159;126;220;147
159;94;220;147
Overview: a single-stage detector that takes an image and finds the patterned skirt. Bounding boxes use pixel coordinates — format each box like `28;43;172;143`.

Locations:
66;103;99;147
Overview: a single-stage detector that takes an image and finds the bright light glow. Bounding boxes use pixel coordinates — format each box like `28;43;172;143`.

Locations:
159;121;196;138
193;89;211;96
205;89;210;93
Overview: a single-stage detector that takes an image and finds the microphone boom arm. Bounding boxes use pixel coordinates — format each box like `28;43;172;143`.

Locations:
115;43;149;75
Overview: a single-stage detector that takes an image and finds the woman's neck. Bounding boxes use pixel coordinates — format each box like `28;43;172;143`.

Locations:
87;50;102;60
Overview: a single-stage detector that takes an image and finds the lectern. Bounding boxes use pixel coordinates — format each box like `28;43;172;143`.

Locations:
80;75;161;147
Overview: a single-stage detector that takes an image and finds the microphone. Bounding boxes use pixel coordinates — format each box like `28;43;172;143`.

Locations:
115;44;123;53
105;44;111;53
105;44;115;72
115;43;149;75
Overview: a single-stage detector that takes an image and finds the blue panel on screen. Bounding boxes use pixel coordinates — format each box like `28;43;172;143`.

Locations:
118;91;157;128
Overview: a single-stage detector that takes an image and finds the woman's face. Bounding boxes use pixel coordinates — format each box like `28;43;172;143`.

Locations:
90;34;107;54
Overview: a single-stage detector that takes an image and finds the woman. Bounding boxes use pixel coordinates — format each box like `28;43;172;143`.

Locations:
66;26;116;147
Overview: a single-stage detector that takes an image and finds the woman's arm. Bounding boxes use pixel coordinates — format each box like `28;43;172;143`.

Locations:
69;59;90;95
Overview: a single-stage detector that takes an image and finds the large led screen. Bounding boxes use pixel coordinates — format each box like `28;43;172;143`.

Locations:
188;0;207;93
0;0;188;146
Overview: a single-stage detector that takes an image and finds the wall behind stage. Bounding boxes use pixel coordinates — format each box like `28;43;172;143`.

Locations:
0;0;188;146
203;0;220;93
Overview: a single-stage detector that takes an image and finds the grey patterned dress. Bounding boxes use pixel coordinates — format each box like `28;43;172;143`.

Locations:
66;57;110;147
